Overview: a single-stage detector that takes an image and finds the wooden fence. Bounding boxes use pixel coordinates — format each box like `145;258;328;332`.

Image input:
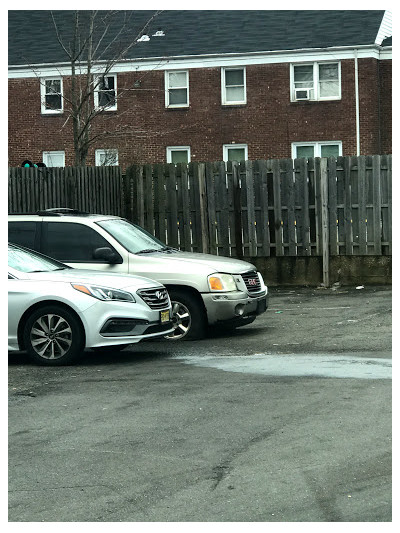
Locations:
124;155;392;258
8;166;123;216
8;155;391;258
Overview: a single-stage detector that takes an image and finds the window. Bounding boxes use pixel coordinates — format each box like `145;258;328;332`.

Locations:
223;144;248;162
94;74;117;111
8;222;40;251
43;222;116;262
166;146;191;164
95;149;119;166
292;142;342;159
42;151;65;167
222;68;246;105
40;78;63;113
291;62;340;101
165;71;189;108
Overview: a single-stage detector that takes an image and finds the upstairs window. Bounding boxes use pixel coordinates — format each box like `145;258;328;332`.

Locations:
94;74;117;111
40;78;63;114
222;68;246;105
95;149;119;166
291;62;340;101
165;71;189;108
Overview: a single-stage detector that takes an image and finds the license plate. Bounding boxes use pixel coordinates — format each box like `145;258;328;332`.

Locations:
160;310;170;323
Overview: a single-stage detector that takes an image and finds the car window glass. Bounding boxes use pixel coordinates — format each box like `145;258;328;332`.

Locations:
8;222;39;250
44;222;113;262
97;219;165;253
8;245;66;273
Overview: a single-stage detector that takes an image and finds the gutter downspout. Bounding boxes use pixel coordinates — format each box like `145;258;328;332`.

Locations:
354;49;361;155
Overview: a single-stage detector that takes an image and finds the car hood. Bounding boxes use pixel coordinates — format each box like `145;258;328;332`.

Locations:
137;250;256;274
20;268;163;291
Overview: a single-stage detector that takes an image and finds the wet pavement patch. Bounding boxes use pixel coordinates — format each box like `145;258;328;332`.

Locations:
173;353;392;379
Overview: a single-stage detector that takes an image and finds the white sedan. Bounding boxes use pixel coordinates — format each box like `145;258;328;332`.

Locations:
8;244;174;365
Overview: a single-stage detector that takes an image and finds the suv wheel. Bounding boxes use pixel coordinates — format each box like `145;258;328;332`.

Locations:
23;305;84;365
166;289;206;341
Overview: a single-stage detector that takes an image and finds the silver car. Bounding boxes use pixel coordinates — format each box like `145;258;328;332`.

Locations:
8;244;174;365
8;211;269;341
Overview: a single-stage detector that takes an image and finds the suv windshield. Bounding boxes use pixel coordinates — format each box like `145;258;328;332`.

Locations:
8;245;69;273
97;219;167;254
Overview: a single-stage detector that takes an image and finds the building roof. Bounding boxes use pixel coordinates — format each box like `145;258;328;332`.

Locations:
8;10;390;67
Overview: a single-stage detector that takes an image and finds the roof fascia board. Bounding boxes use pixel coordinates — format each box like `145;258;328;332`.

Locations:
8;44;391;79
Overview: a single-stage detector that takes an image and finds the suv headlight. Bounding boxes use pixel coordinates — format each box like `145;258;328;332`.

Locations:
72;283;135;302
208;273;237;292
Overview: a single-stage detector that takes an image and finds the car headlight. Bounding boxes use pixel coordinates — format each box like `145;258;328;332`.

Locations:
208;273;237;292
71;283;135;302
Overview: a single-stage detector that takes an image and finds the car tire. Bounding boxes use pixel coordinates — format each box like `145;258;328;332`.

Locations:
23;305;84;366
166;289;206;341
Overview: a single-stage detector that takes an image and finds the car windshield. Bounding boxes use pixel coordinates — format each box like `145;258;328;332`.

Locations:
8;245;69;273
97;219;168;254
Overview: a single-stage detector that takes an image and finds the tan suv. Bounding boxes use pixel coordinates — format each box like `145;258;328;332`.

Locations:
8;209;268;340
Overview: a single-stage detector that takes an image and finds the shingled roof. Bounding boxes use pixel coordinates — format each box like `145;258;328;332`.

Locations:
8;10;389;67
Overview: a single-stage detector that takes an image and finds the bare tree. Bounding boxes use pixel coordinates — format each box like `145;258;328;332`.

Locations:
48;10;163;166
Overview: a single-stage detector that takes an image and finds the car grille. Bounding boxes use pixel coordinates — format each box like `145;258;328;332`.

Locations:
137;287;170;309
241;271;262;293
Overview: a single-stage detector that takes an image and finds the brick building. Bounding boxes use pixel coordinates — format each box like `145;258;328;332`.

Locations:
8;10;392;170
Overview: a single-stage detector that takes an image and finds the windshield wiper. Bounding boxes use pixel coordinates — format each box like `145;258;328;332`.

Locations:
29;267;69;272
160;246;179;253
136;248;162;254
137;246;179;254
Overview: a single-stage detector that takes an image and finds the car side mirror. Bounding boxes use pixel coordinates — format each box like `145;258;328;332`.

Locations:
93;247;122;264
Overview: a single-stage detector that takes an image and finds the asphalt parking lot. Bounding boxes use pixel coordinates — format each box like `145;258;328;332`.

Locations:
8;285;392;522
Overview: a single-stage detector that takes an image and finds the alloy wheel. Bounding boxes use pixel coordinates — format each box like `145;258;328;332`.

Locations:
166;301;192;340
30;313;73;360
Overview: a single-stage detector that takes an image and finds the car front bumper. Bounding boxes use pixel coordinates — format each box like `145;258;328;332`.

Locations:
201;290;269;325
79;300;174;348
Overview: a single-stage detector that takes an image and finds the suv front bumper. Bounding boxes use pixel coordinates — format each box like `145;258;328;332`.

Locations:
202;290;268;325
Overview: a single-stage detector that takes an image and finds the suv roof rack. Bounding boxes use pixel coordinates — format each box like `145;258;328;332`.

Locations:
36;208;91;216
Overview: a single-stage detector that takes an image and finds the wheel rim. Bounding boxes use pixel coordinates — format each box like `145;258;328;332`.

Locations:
166;301;192;340
30;313;73;360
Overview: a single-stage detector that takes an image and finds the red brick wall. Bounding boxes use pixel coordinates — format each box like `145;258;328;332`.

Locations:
8;57;392;169
379;59;392;154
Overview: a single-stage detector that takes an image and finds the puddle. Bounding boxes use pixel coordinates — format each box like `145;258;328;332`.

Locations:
172;353;392;379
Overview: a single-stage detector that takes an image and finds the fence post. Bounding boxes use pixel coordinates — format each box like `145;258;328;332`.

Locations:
232;162;243;259
198;163;209;254
320;158;330;287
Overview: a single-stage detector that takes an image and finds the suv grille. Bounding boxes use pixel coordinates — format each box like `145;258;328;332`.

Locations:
137;287;170;310
241;271;262;293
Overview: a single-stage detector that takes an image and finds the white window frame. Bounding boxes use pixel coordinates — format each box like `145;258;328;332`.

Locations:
166;146;191;164
223;144;248;162
165;70;189;108
42;151;65;167
291;141;343;159
290;61;341;102
95;149;119;166
40;77;63;114
94;74;117;111
221;67;247;105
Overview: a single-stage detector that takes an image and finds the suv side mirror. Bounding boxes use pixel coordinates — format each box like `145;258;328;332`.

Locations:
93;247;122;264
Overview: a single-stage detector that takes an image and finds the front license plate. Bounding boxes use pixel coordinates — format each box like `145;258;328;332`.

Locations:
160;310;170;323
